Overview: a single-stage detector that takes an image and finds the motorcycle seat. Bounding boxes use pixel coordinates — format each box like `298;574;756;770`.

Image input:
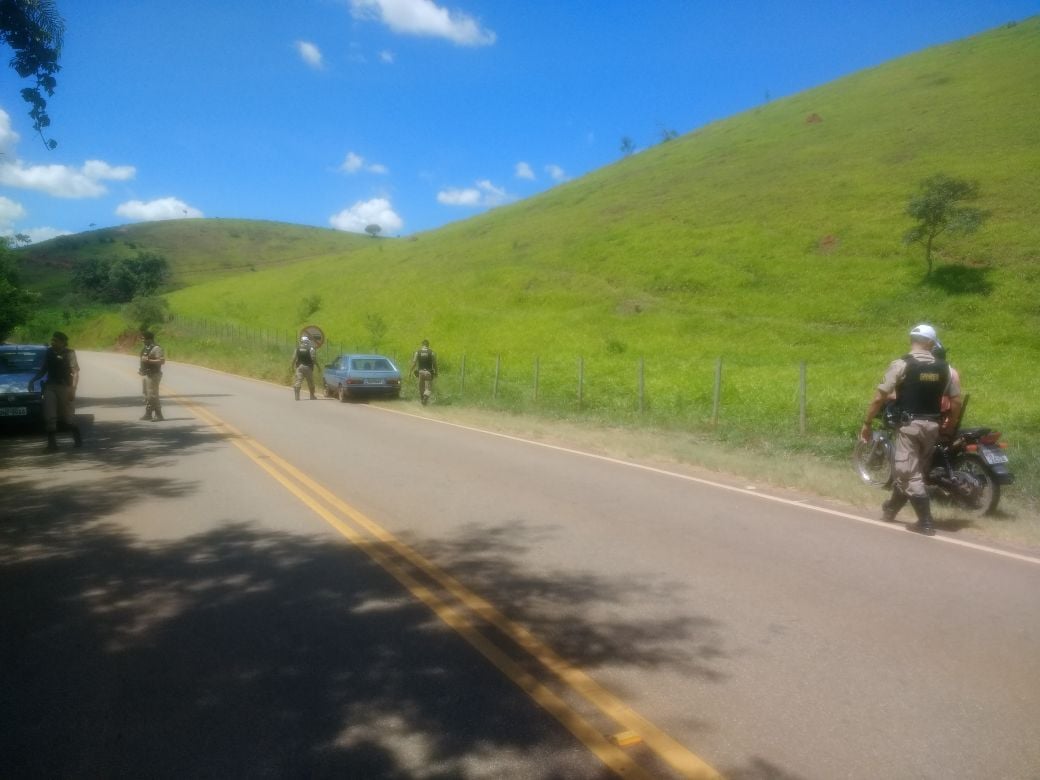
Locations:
957;427;992;439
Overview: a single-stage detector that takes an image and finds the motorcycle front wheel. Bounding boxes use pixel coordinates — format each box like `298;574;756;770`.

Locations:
950;454;1000;516
852;431;893;488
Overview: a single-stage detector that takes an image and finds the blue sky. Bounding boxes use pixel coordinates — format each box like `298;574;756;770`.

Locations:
1;0;1037;243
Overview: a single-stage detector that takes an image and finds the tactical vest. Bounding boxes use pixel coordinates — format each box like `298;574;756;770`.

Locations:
295;346;313;367
140;345;160;375
45;348;73;386
897;354;949;417
416;347;434;371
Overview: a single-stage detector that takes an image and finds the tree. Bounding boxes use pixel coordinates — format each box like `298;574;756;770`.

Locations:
364;223;382;238
903;174;988;276
619;136;636;156
73;251;169;303
0;238;40;341
0;0;65;149
659;128;678;143
122;295;170;331
364;313;387;348
297;294;321;321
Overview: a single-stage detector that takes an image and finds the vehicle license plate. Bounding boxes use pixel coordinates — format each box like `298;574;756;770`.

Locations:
363;378;384;385
982;448;1008;465
0;406;28;416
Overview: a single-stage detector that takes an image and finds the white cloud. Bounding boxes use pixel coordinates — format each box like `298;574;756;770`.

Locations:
341;152;364;174
350;0;496;46
437;187;481;206
437;179;511;208
116;197;203;222
0;108;20;153
0;196;26;228
515;161;535;180
296;40;324;68
379;50;396;63
329;197;403;234
0;108;135;198
339;151;389;175
0;158;136;198
545;164;567;182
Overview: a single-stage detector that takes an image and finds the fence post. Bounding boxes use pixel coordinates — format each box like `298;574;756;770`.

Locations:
493;355;501;400
638;357;645;414
712;357;723;427
577;356;584;410
533;356;539;402
799;361;807;435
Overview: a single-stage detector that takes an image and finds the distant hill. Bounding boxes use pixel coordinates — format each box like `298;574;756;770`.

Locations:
17;219;371;298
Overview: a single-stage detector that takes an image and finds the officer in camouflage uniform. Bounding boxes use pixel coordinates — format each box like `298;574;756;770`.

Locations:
28;331;82;451
409;339;437;405
860;324;961;535
140;330;166;421
291;335;319;400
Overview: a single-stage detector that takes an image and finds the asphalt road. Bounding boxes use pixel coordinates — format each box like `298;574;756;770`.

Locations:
3;351;1039;779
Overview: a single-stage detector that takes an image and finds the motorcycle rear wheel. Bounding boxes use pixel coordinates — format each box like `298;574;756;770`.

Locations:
950;454;1000;516
852;432;893;488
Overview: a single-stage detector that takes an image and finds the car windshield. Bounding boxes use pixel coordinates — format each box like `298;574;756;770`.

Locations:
0;350;44;374
351;358;393;371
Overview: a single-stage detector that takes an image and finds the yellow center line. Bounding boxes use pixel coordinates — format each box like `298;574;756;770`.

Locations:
170;390;721;779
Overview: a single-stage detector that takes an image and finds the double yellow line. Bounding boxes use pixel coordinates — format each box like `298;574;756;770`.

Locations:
178;395;721;779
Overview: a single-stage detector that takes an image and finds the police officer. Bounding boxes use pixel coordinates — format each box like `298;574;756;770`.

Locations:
409;339;437;404
859;324;961;535
139;330;166;421
27;331;82;451
291;335;318;400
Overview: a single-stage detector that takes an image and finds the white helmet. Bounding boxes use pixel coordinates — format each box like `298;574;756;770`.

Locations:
300;335;310;342
909;323;940;347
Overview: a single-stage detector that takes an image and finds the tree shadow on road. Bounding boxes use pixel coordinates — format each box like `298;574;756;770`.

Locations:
418;519;730;683
1;419;750;778
1;511;618;778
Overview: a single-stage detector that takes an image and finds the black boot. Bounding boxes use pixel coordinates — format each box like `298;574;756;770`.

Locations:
908;496;936;536
46;432;58;452
71;425;82;448
881;490;908;522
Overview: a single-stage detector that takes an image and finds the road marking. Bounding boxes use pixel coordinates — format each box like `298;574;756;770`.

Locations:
368;405;1040;568
173;393;721;779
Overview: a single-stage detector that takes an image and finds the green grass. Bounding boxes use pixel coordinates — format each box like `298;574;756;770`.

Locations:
15;17;1040;522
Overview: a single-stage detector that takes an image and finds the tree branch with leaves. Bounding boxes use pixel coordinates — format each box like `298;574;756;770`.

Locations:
1;0;65;149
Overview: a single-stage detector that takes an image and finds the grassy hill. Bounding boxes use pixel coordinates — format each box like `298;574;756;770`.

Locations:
17;219;371;297
16;17;1040;509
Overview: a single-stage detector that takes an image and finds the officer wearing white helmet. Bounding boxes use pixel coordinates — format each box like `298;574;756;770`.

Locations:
860;324;962;535
291;335;319;401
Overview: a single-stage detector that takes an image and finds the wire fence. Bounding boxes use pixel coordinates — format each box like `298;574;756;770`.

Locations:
167;316;860;437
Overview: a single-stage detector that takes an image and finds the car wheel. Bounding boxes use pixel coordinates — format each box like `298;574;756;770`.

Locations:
338;385;349;402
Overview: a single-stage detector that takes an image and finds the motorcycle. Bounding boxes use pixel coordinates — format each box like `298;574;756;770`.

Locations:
852;396;1014;516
